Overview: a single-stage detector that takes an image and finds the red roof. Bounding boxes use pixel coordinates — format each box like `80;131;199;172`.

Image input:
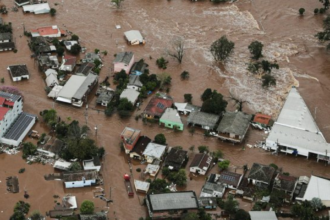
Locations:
0;107;10;120
31;26;61;36
63;55;77;65
4;100;14;106
144;97;173;117
0;97;5;105
253;113;271;126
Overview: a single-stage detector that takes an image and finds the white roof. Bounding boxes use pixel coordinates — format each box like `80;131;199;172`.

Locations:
302;175;330;207
23;3;50;14
57;75;86;101
174;102;187;111
276;87;319;133
120;88;140;104
134;179;150;192
124;30;144;42
53;160;72;171
45;69;58;77
48;85;63;98
45;73;59;87
160;108;183;124
143;143;166;159
249;211;278;220
145;164;160;174
64;195;77;209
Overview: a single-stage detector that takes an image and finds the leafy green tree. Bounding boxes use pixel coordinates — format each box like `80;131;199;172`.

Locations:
320;0;330;10
181;71;189;80
269;163;278;170
201;88;212;101
184;94;192;103
156;57;168;69
261;60;279;73
197;208;212;220
66;138;98;161
162;167;170;177
50;8;56;16
210;35;235;62
262;74;276;88
30;210;44;220
10;212;25;220
314;8;319;14
167;169;187;186
70;44;81;55
154;133;166;145
149;178;170;194
299;8;305;15
117;98;134;118
98;147;105;158
56;46;65;56
11;201;30;220
316;15;330;48
201;90;228;114
80;200;94;214
198;145;209;153
55;122;69;138
224;195;239;216
71;34;79;41
182;212;199;220
248;41;263;60
22;142;37;159
310;197;323;210
211;150;224;161
70;162;82;171
218;160;230;170
291;201;315;220
42;109;57;127
234;209;250;220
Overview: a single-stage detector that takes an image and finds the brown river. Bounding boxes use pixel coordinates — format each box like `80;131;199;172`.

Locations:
1;0;330;219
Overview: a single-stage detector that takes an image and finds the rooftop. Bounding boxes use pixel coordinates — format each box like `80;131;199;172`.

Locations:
249;211;278;220
130;136;151;155
121;127;141;145
3;113;36;141
96;91;114;104
187;111;220;129
0;42;15;50
144;96;173;117
76;62;95;76
147;191;199;212
134;179;150;192
201;182;225;195
57;75;86;101
31;25;60;37
143;142;166;159
114;52;134;65
83;53;102;63
0;32;12;41
62;170;98;182
0;107;10;121
217;111;252;136
302;175;330;207
124;30;144;42
73;73;98;100
218;171;242;188
190;153;212;169
253;113;272;126
128;74;143;87
120;88;140;104
160;108;183;124
130;59;148;75
8;65;29;77
164;148;188;170
247;163;276;184
63;55;77;66
274;173;297;192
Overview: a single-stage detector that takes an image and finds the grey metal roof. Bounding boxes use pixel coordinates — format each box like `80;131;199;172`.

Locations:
160;108;183;124
128;75;143;87
124;30;144;42
0;91;21;102
73;73;98;100
0;33;12;41
114;52;133;65
76;62;95;76
0;42;15;50
217;111;252;136
249;211;278;220
247;163;275;184
202;182;225;193
148;191;199;211
96;91;114;104
3;112;36;141
80;212;107;220
187;111;220;129
83;53;102;63
8;65;29;77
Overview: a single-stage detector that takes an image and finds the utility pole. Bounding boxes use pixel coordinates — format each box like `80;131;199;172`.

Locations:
94;125;98;137
85;103;88;125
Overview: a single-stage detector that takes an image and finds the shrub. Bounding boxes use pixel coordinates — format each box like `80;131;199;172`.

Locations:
156;57;168;69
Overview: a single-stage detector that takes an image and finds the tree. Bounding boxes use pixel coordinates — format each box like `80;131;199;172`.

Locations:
167;169;187;186
98;147;105;158
197;208;212;220
11;201;30;220
314;8;319;14
167;36;185;64
55;122;69;138
198;145;209;153
224;195;239;216
30;211;44;220
201;88;213;101
117;98;134;118
299;8;305;15
70;44;81;55
50;8;56;16
22;142;37;159
201;90;228;114
218;160;230;170
291;201;315;220
70;162;82;171
248;41;263;60
80;200;94;214
310;197;323;211
56;46;65;56
320;0;330;10
210;35;235;62
228;91;249;111
41;109;57;127
182;212;199;220
315;15;330;48
156;57;168;69
162;167;170;177
149;178;170;194
262;74;276;88
211;150;224;161
184;94;193;103
154;133;166;145
234;209;250;220
71;34;79;41
180;71;189;80
188;127;195;136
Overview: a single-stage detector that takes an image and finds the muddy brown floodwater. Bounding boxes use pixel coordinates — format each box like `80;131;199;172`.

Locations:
1;0;330;219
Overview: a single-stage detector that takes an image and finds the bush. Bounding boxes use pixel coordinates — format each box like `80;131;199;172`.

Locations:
184;94;192;103
71;34;79;41
80;200;94;214
299;8;305;15
314;8;319;14
50;8;56;16
154;133;166;145
156;57;168;69
70;44;81;55
19;168;25;173
136;168;141;172
198;145;209;153
180;71;189;80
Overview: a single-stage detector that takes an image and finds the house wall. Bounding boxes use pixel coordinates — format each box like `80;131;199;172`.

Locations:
114;54;135;74
0;47;14;52
159;120;184;131
64;179;96;188
0;98;23;138
190;167;207;175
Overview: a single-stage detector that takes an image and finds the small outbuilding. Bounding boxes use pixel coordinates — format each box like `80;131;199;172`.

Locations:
249;211;278;220
143;142;166;163
134;179;150;193
124;30;145;45
113;52;134;74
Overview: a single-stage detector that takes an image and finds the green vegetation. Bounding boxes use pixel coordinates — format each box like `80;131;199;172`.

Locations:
18;168;25;174
223;195;239;217
210;35;235;62
218;159;230;170
154;133;166;145
316;15;330;50
70;162;82;171
248;41;263;60
1;77;4;83
71;34;79;41
180;71;189;80
80;200;94;214
162;168;187;186
41;109;57;128
200;88;228;114
22;142;37;159
156;57;168;69
117;98;134;118
184;93;192;103
198;145;209;153
29;210;45;220
50;8;57;16
148;178;170;194
299;8;305;15
262;74;276;88
10;201;30;220
70;44;81;55
0;22;12;33
233;209;250;220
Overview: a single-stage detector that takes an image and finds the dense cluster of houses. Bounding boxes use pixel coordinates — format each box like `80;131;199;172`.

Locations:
0;17;16;52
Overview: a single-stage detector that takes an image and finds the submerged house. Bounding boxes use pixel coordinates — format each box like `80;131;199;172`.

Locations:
59;55;77;72
174;102;200;115
63;170;98;189
130;59;148;75
7;65;30;81
124;30;145;45
247;163;276;188
120;127;141;154
119;88;140;105
272;173;297;201
142;142;167;163
143;95;173;120
113;52;134;74
159;108;184;131
23;3;50;14
130;136;151;160
164;148;188;171
217;111;252;143
187;111;220;130
189;153;213;175
127;75;143;91
38;55;59;71
0;33;15;52
31;25;63;38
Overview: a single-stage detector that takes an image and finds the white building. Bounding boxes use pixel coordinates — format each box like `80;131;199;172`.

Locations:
59;55;76;72
7;65;30;81
83;157;101;172
23;3;50;14
63;170;98;189
266;87;330;163
0;91;36;147
142;142;166;163
124;30;145;45
45;72;58;87
120;88;139;105
53;159;72;171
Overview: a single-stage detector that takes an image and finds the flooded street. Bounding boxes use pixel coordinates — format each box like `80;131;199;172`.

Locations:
1;0;330;219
